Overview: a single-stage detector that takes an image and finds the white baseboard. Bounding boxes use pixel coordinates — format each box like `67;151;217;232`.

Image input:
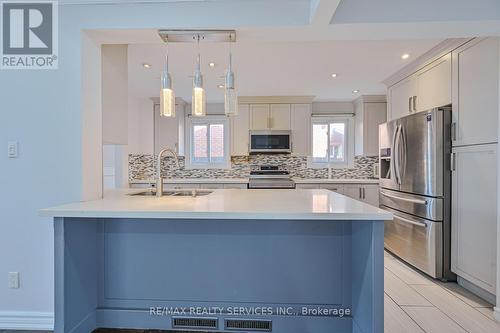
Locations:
0;311;54;330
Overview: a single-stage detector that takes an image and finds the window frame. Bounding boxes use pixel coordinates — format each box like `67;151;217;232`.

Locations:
309;115;355;169
185;115;231;169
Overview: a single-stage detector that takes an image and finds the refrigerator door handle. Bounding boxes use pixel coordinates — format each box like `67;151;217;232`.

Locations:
394;124;402;185
380;191;428;205
396;214;427;228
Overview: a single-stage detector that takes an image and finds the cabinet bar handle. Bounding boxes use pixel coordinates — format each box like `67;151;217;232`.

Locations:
408;97;412;112
412;96;417;111
359;187;362;199
450;152;456;171
451;122;457;141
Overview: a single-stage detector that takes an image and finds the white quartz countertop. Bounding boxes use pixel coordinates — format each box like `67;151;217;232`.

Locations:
293;178;379;184
130;178;378;184
40;189;392;221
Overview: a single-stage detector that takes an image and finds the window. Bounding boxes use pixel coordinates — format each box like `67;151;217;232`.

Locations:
186;116;230;169
310;116;354;168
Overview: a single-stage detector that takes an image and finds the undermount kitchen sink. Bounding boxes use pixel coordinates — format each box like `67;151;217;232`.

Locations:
130;189;213;197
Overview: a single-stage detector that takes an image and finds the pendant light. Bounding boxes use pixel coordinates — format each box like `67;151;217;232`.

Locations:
224;33;238;116
160;41;175;117
192;35;206;117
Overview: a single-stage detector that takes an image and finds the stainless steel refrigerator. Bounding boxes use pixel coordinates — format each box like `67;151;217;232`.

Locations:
379;106;455;280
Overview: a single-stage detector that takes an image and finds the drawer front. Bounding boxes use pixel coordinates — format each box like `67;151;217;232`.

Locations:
165;183;201;190
296;184;320;189
383;206;443;278
379;188;443;221
223;184;248;189
319;184;344;194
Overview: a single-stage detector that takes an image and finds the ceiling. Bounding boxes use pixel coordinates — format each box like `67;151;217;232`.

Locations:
127;39;441;102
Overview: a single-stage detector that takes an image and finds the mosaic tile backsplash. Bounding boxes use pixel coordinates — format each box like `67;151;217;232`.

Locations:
129;154;378;182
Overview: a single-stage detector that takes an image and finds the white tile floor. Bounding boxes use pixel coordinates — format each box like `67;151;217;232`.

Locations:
384;251;500;333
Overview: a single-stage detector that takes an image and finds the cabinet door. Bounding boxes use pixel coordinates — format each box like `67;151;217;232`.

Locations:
231;104;250;155
388;76;418;120
319;184;344;194
452;37;499;147
362;185;379;207
344;185;363;201
270;104;291;130
363;103;387;156
416;54;452;112
291;104;311;156
451;144;497;294
250;104;270;130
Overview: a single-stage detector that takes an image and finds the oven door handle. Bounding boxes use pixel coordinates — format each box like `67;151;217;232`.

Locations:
380;191;427;205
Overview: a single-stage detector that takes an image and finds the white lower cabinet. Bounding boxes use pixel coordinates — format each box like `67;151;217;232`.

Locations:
451;144;497;294
344;184;379;207
297;183;379;207
319;184;344;194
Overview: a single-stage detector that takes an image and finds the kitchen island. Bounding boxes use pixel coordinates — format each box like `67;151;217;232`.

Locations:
41;189;391;333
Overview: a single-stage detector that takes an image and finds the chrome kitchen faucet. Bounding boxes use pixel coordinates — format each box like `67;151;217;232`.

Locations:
156;148;180;197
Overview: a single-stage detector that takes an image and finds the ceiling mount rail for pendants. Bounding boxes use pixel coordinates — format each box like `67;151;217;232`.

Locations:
158;30;237;43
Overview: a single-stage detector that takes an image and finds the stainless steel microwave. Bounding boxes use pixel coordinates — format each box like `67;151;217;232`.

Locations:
249;130;292;154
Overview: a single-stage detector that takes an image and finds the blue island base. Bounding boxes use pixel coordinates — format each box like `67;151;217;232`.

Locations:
54;217;384;333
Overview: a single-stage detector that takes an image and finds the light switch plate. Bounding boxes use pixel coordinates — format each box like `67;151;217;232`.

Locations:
8;272;19;289
7;141;18;158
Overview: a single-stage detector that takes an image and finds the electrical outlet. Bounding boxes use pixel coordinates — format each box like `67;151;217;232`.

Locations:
8;272;19;289
7;141;18;158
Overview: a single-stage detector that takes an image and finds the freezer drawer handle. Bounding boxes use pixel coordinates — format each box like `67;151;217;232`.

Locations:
380;191;427;205
395;215;427;228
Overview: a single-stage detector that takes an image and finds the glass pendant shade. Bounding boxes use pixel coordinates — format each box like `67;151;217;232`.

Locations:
224;51;238;116
160;87;175;117
160;54;175;117
224;86;238;116
192;54;206;116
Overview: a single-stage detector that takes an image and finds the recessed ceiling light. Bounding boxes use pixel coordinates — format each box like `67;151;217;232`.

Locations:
217;84;224;89
331;73;338;78
142;63;152;69
209;62;216;68
352;90;360;94
401;53;410;60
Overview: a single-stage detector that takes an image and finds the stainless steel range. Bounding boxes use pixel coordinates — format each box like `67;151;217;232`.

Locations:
248;165;295;189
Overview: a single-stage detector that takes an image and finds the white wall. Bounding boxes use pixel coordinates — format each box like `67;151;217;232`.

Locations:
0;0;308;328
102;44;128;145
312;101;355;114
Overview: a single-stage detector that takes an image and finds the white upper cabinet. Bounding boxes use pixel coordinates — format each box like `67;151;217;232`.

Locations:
452;37;499;147
231;104;250;155
250;104;270;130
354;96;387;156
154;103;185;155
416;53;452;112
451;144;498;294
270;104;291;130
388;76;418;120
387;54;452;120
250;104;291;130
290;104;311;156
